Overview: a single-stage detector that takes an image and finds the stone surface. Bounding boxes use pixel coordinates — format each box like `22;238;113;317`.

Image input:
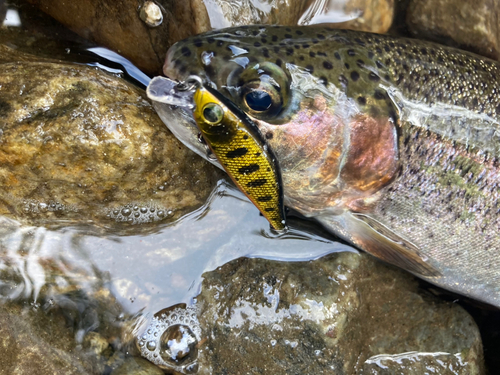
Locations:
407;0;500;60
140;253;485;374
0;61;221;227
111;357;164;375
0;302;102;374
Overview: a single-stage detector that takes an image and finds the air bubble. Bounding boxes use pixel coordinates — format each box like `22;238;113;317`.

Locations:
158;210;165;218
140;207;148;213
121;208;131;216
147;341;157;351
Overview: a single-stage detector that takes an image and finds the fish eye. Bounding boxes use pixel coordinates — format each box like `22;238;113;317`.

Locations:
240;80;282;118
244;90;272;112
202;103;224;124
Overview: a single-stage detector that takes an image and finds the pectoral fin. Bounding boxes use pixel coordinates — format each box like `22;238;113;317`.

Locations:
347;212;440;277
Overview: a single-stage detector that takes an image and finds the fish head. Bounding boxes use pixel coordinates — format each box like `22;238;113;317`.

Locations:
161;26;399;218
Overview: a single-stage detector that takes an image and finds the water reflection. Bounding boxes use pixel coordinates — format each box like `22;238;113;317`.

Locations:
0;180;354;332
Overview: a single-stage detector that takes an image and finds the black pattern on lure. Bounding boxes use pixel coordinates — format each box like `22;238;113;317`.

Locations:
192;83;286;230
150;25;500;307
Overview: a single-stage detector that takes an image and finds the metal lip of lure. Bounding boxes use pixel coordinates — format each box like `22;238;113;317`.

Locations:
189;77;287;231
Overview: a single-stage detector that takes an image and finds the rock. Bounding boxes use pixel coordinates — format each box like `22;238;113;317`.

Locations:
407;0;500;60
111;357;164;375
139;253;484;374
334;0;395;34
0;61;221;227
0;302;102;374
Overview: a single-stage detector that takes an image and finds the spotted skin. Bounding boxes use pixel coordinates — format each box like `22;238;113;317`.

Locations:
193;85;285;230
162;25;500;307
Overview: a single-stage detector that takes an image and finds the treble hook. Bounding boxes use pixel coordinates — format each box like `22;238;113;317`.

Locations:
176;75;203;92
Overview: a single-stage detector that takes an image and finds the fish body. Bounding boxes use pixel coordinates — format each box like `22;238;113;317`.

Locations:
155;25;500;307
192;84;286;230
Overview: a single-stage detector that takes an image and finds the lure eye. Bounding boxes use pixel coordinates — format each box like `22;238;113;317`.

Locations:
202;103;224;124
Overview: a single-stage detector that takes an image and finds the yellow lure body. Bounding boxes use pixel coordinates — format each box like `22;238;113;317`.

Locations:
192;85;285;230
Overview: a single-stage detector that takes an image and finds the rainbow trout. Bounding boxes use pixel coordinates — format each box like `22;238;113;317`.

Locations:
150;25;500;307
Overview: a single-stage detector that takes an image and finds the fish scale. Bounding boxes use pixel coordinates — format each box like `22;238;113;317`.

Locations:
157;25;500;307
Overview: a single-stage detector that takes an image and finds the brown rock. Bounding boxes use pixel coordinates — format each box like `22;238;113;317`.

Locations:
0;61;221;227
407;0;500;60
26;0;212;75
139;253;485;374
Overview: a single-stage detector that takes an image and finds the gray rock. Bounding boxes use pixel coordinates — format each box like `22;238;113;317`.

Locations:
407;0;500;61
0;61;221;227
140;253;484;374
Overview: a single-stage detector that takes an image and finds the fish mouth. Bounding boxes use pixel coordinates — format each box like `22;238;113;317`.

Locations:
146;76;222;169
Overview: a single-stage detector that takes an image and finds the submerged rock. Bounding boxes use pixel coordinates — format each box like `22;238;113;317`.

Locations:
407;0;500;61
140;253;484;374
0;61;221;227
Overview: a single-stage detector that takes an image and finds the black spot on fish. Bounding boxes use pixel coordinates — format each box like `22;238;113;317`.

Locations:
267;167;271;171
347;49;355;56
264;207;275;212
276;58;282;67
193;38;203;47
262;48;270;58
317;34;325;40
374;90;385;100
355;38;365;46
384;45;390;52
238;164;260;174
306;65;314;73
299;56;304;61
243;135;249;140
312;38;319;44
272;35;278;42
254;42;262;47
350;71;360;81
265;132;274;139
317;52;327;57
296;30;304;35
323;61;333;70
286;48;294;55
294;45;300;49
285;33;293;39
252;30;259;36
255;152;261;157
369;72;380;81
356;59;364;67
344;63;350;69
181;47;191;57
207;37;215;44
258;196;273;202
226;147;248;158
357;96;366;105
309;51;316;57
302;43;310;48
319;76;328;86
247;179;267;187
261;38;267;43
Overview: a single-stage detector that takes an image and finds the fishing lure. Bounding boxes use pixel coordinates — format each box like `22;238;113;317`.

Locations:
189;78;286;230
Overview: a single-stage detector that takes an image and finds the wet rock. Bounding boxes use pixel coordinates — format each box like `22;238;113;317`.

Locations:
141;253;484;374
0;302;102;374
0;61;221;227
407;0;500;60
26;0;211;75
334;0;395;34
111;357;164;375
